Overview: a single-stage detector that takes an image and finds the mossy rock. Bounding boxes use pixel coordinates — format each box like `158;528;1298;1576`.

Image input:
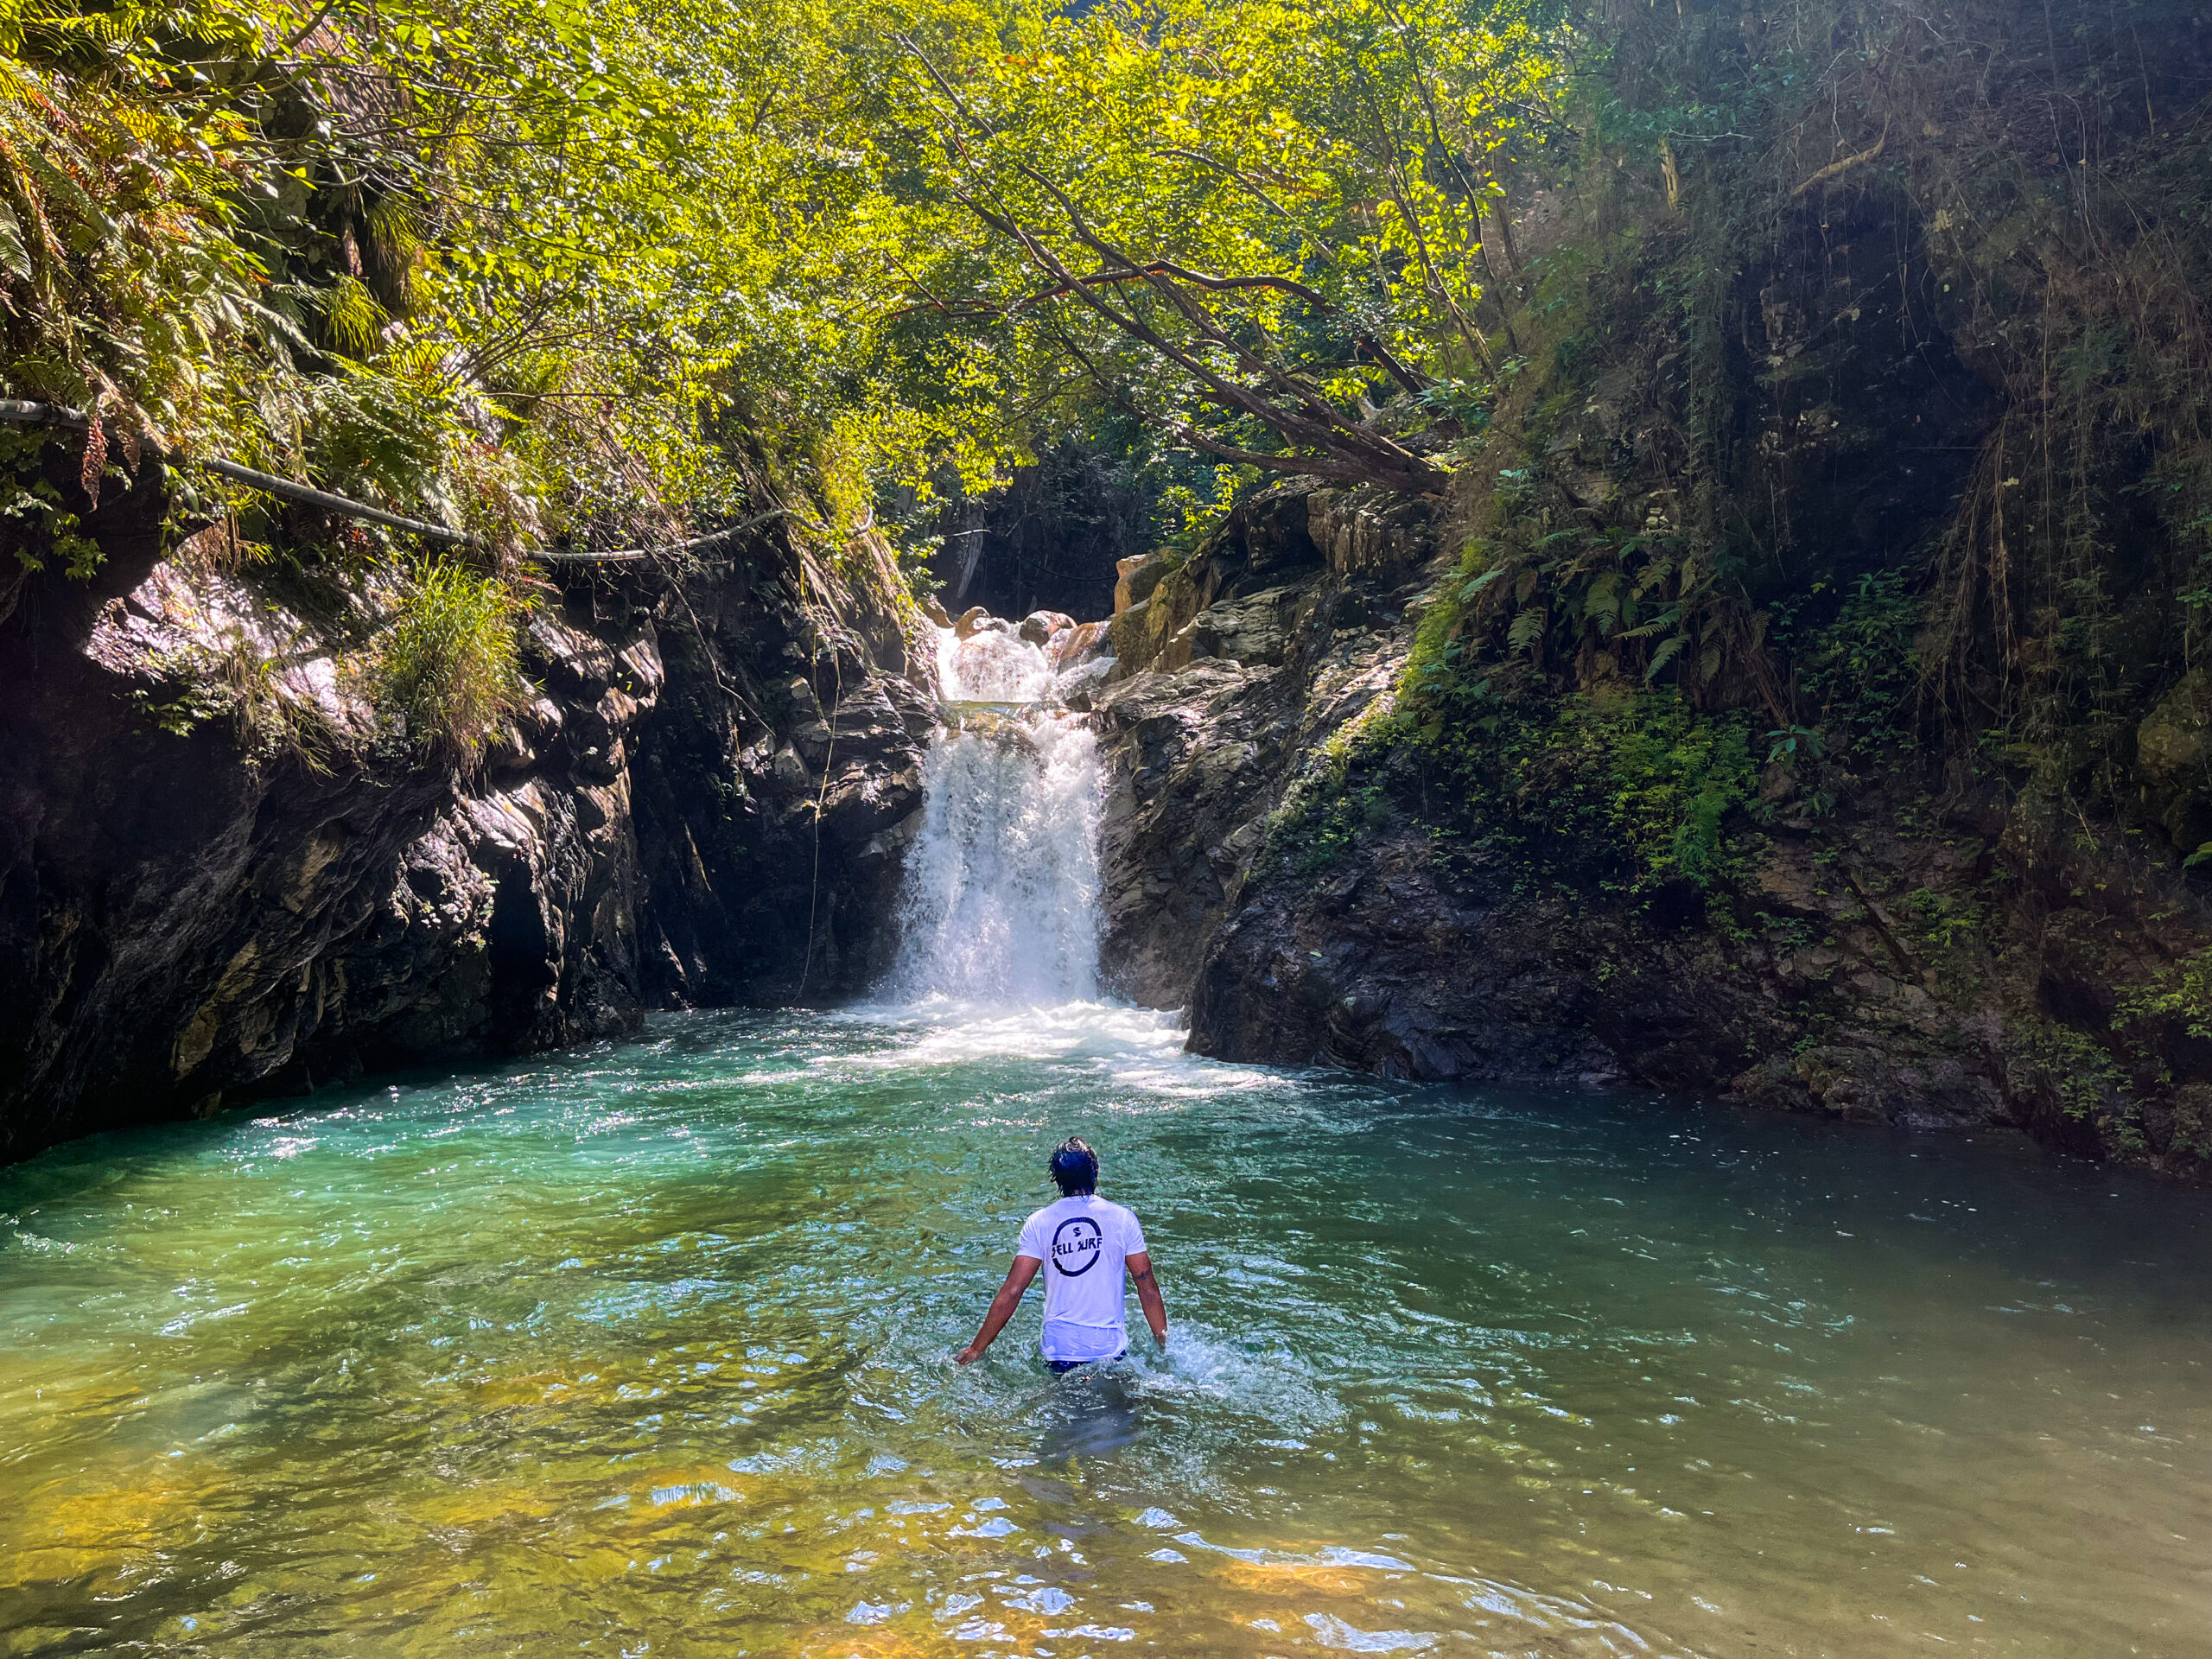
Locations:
2135;668;2212;849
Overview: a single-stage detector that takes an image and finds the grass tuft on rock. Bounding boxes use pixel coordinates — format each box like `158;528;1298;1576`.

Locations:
370;558;524;758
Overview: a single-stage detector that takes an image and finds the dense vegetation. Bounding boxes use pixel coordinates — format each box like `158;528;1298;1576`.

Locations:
0;0;1574;745
10;0;2212;1135
0;0;1563;556
1227;0;2212;1162
1380;0;2212;883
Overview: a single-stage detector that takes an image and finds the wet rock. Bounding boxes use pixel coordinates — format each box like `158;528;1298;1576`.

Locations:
1732;1044;2005;1129
1093;662;1274;1003
1020;609;1076;646
922;593;954;628
1048;620;1113;671
954;606;1014;640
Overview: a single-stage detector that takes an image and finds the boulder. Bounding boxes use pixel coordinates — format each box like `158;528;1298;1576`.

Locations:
921;593;953;628
1048;620;1113;671
1110;568;1213;677
954;607;1016;641
1020;609;1076;646
2137;666;2212;849
1114;555;1169;614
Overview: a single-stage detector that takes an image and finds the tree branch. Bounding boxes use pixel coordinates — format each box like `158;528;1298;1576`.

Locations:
896;34;1443;490
1791;118;1891;198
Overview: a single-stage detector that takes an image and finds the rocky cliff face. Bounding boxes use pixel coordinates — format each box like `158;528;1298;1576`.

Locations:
0;467;930;1163
11;454;2210;1179
1087;482;1440;1007
1088;484;2212;1178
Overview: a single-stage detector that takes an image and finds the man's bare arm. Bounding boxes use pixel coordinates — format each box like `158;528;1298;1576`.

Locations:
1127;1251;1168;1350
957;1255;1042;1364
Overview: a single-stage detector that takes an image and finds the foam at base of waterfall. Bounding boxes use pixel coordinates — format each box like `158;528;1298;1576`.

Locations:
834;997;1178;1061
830;999;1273;1101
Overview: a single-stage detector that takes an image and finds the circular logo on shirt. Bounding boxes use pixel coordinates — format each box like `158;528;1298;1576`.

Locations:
1050;1216;1105;1277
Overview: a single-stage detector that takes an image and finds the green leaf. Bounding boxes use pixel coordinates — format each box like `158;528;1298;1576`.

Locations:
1645;632;1688;682
1459;565;1505;600
0;201;30;283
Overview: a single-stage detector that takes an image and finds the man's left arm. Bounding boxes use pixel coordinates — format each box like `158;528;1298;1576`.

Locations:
1127;1251;1168;1351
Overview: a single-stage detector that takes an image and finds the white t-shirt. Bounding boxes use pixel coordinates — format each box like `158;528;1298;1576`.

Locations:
1015;1194;1148;1362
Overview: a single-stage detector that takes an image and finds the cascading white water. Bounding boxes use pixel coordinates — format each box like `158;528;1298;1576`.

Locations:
890;627;1105;1005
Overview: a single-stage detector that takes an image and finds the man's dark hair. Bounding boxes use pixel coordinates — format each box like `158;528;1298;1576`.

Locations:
1049;1136;1099;1196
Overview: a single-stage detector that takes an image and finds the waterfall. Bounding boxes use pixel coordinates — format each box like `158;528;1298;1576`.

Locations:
890;626;1105;1006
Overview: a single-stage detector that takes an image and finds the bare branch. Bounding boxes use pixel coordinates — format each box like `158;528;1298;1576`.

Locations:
1791;118;1891;198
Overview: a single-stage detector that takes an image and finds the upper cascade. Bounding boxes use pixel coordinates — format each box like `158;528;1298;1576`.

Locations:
933;605;1115;705
939;625;1053;703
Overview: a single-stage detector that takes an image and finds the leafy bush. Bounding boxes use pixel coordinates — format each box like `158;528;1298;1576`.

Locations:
0;426;99;576
1789;569;1925;753
368;559;524;757
2115;949;2212;1049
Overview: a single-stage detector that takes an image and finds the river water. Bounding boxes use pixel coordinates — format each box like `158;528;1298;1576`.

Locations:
3;1007;2209;1656
4;630;2209;1656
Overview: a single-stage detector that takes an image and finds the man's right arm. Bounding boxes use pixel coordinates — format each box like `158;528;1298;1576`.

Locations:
957;1255;1042;1365
1127;1251;1168;1351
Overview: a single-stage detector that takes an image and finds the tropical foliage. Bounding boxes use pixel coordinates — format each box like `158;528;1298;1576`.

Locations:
0;0;1581;580
1393;0;2212;818
10;0;2212;877
887;0;1565;492
367;554;524;756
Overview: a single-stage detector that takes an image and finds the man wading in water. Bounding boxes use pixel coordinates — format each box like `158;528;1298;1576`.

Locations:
956;1137;1168;1372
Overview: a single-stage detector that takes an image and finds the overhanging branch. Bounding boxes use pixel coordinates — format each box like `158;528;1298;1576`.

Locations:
895;35;1446;493
0;400;790;564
